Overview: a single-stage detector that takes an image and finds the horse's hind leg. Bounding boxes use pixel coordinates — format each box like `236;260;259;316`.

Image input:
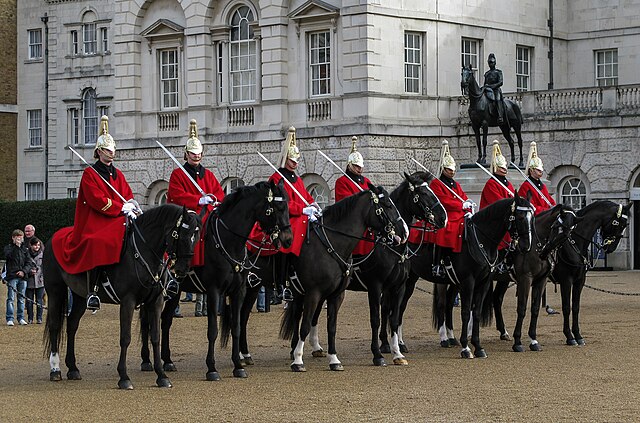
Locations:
117;299;136;389
160;294;180;371
240;284;259;365
514;124;524;167
500;125;516;164
493;279;511;340
148;296;172;387
205;290;221;381
433;283;449;347
445;285;460;346
527;276;545;352
45;280;67;382
65;291;87;380
309;303;326;357
140;303;152;371
326;292;345;371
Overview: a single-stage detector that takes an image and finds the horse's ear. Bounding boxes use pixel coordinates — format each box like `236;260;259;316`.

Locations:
366;182;375;191
403;171;411;181
525;190;533;202
624;202;633;212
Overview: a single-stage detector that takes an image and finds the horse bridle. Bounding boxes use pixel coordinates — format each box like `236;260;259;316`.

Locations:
408;180;443;227
538;209;578;258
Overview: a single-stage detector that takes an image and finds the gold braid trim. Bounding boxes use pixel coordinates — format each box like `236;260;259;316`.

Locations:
101;198;112;212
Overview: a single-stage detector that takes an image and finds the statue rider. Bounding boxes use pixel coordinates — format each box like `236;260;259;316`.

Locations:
483;53;505;124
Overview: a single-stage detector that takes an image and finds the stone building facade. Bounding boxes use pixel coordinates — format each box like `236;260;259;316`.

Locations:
15;0;640;268
0;0;17;201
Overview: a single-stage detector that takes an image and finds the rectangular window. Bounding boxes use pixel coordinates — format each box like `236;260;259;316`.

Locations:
461;38;481;76
101;28;108;53
71;30;79;55
309;31;331;97
99;106;109;118
595;49;618;87
217;43;223;102
28;29;43;60
25;183;45;201
27;109;42;147
404;32;423;94
67;188;77;199
83;23;97;55
160;49;179;109
70;108;79;144
229;39;256;102
516;45;531;92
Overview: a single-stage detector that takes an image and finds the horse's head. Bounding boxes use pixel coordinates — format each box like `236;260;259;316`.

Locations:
600;203;632;254
367;184;408;246
460;64;474;95
506;193;534;253
255;179;293;250
542;205;582;255
399;171;447;229
167;207;202;278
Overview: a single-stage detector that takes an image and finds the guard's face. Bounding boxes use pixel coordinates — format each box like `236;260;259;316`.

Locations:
285;158;298;172
495;166;508;177
348;163;363;176
186;151;202;167
529;168;543;179
97;148;115;165
442;168;456;179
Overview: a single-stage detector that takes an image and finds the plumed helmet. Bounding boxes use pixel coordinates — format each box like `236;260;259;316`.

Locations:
526;141;544;173
93;116;116;158
347;136;364;167
184;119;203;158
279;126;300;167
438;139;456;174
490;139;508;173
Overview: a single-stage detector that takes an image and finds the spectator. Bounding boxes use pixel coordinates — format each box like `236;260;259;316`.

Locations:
4;229;33;326
24;224;36;246
195;293;208;317
26;237;45;324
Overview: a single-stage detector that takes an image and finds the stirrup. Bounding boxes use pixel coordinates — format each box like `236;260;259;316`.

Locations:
282;287;294;302
432;264;445;278
86;294;101;311
164;277;180;299
496;262;510;274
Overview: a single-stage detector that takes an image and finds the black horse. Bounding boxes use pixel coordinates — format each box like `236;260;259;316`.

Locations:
551;201;632;346
140;180;292;381
391;195;534;358
461;64;524;166
43;204;201;389
279;185;408;372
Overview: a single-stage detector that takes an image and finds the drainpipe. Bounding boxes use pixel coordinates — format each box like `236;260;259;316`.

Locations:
547;0;554;90
41;13;49;199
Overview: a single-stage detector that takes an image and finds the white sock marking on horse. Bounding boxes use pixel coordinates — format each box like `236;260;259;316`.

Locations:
50;352;60;373
446;328;455;340
439;324;448;343
398;325;405;346
391;333;405;359
530;339;539;346
327;353;341;365
467;312;474;336
292;340;305;365
309;325;322;352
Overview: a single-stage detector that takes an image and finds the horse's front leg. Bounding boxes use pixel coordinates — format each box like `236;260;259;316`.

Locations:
473;126;483;163
445;285;460;346
571;278;586;345
205;289;221;381
559;278;576;345
492;278;511;340
239;284;259;366
291;294;320;372
326;291;346;371
470;280;491;358
309;301;326;357
148;295;171;387
230;281;248;378
367;284;386;366
458;285;474;359
65;292;87;380
160;293;179;371
139;303;152;371
512;273;532;352
527;275;546;352
117;298;136;389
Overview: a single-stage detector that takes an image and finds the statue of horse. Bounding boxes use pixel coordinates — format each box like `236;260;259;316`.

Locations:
460;65;524;167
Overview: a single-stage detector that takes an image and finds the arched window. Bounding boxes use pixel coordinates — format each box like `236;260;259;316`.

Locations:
229;6;256;103
83;89;98;144
560;177;587;210
308;183;329;209
222;177;245;195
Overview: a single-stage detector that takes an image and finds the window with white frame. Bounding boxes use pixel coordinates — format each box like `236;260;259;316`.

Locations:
83;89;98;144
404;32;423;94
67;188;77;198
101;27;108;53
28;29;43;60
560;177;587;210
595;49;618;87
516;45;531;92
27;110;42;147
308;182;329;209
217;43;223;103
83;22;97;55
461;38;481;76
309;31;331;97
160;49;179;109
25;183;45;201
222;177;245;195
229;6;256;103
71;30;79;55
70;108;79;144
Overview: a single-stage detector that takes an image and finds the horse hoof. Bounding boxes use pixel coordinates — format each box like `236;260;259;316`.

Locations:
448;338;460;347
393;358;408;366
440;340;450;348
566;339;578;346
475;349;488;359
206;371;221;381
380;344;391;354
373;357;387;367
141;362;153;372
500;333;511;341
576;338;586;346
399;344;409;354
529;343;542;352
163;362;177;372
291;363;306;372
156;377;172;388
330;363;344;371
50;370;62;382
242;356;255;366
512;344;525;353
518;160;524;168
67;370;82;380
118;380;134;390
460;349;474;359
233;368;248;378
312;349;326;358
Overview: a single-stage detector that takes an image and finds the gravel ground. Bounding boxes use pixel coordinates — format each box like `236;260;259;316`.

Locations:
1;270;639;422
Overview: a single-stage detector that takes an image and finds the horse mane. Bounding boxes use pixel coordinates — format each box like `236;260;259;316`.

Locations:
136;203;183;231
536;203;564;219
575;199;615;217
323;190;367;221
215;182;268;216
390;171;433;198
473;198;514;222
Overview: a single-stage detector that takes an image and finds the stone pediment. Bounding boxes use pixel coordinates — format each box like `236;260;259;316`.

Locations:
141;19;185;39
289;0;340;21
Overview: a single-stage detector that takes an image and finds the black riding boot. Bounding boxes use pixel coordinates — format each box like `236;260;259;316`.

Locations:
276;254;294;302
86;293;100;311
86;269;101;311
432;246;445;278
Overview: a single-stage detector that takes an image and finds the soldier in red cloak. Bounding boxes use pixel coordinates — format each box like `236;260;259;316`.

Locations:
52;116;141;310
334;136;374;257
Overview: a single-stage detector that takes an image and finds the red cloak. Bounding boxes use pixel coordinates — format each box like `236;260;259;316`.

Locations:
518;179;556;216
480;177;515;250
335;174;374;255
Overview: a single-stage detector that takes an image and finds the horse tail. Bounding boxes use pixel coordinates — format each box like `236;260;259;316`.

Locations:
479;281;494;327
220;297;232;348
279;300;298;341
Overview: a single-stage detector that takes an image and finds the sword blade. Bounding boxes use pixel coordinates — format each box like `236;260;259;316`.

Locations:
68;146;128;203
475;162;515;197
155;140;207;197
411;157;465;203
257;151;310;207
317;150;364;192
509;161;553;207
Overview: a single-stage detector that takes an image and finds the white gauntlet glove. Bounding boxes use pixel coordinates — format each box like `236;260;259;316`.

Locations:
303;206;319;221
199;196;215;206
462;200;476;214
122;201;139;219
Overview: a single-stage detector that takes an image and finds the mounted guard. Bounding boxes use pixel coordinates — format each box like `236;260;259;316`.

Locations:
517;141;556;214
